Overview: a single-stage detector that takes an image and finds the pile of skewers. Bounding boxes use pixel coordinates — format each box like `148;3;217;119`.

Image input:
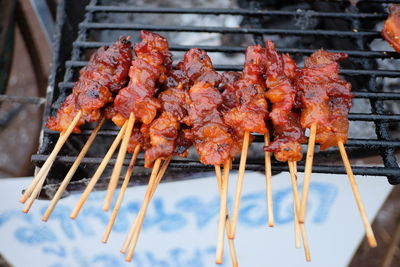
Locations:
20;30;377;265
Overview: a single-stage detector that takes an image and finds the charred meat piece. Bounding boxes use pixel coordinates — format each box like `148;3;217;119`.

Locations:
113;31;172;126
144;68;191;167
182;49;233;165
264;41;305;162
382;5;400;53
47;36;132;133
297;49;351;150
223;45;268;136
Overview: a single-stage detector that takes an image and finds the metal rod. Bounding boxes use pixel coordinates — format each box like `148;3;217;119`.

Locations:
0;95;46;105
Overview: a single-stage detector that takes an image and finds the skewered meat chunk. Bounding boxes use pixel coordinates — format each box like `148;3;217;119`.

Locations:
79;36;133;93
144;68;191;167
382;5;400;53
220;71;241;113
46;95;85;133
297;49;351;150
144;113;180;167
182;49;233;165
264;41;296;128
46;36;132;133
264;41;305;162
127;123;151;154
223;45;268;136
113;31;172;126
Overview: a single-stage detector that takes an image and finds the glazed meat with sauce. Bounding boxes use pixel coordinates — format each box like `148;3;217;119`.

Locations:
382;5;400;53
296;49;351;150
46;36;132;133
144;68;191;167
182;48;233;165
223;45;268;136
113;31;172;126
263;41;305;162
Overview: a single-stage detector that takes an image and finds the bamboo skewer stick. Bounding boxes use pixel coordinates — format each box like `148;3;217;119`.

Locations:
289;161;311;261
338;141;377;247
42;119;105;221
20;111;82;204
22;165;51;213
103;113;136;211
229;131;250;239
124;158;165;261
215;164;238;267
102;145;141;243
69;122;128;219
288;162;301;248
216;159;231;264
121;157;169;254
264;131;274;227
299;122;317;224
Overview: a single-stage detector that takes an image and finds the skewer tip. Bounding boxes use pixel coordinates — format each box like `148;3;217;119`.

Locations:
368;236;378;248
102;206;110;212
42;217;49;222
21;209;29;214
268;223;275;227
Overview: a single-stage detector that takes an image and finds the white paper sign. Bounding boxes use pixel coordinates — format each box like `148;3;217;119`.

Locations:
0;171;392;267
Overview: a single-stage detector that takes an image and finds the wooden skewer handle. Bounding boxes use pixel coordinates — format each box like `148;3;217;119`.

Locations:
69;122;128;219
229;131;250;239
42;119;104;221
20;111;82;203
216;159;230;264
102;145;140;243
124;159;163;261
289;161;311;261
264;132;274;227
22;164;51;213
338;141;377;248
215;164;238;267
103;113;135;211
299;123;317;224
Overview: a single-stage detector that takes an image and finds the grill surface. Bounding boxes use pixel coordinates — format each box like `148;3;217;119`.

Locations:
31;0;400;194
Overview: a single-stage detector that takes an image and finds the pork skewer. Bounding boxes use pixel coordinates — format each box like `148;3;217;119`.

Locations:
103;30;173;211
223;45;270;239
107;64;191;242
264;41;310;255
22;36;132;212
180;48;233;263
122;57;195;258
296;50;376;247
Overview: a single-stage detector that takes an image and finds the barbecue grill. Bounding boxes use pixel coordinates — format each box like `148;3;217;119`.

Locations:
27;0;400;197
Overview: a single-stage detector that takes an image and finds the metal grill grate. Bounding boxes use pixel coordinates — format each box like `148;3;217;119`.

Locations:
30;0;400;191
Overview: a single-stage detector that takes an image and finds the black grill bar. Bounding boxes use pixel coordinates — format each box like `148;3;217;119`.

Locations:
86;6;387;19
74;41;400;59
64;60;400;77
0;95;46;105
350;4;400;184
80;23;380;37
30;154;400;177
